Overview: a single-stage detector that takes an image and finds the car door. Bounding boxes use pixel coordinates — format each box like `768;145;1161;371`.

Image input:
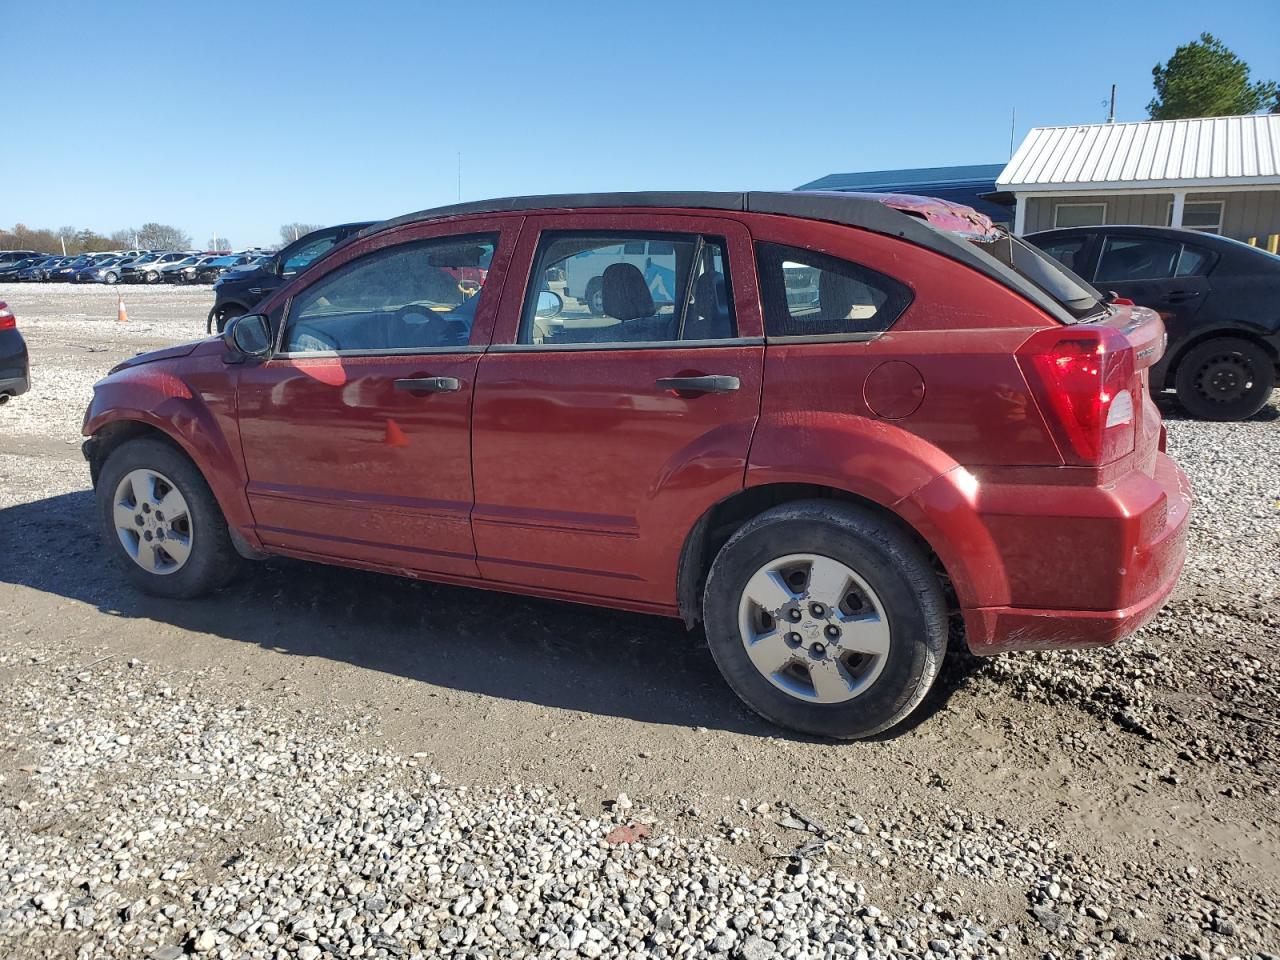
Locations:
235;217;520;577
469;212;764;607
1092;233;1212;337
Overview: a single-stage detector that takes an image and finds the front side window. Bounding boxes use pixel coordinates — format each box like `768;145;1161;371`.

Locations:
755;242;912;338
282;234;496;354
520;232;735;346
1096;236;1182;282
1054;203;1106;228
282;234;340;277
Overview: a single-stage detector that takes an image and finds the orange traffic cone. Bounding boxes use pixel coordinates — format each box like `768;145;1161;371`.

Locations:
384;418;408;447
116;293;128;323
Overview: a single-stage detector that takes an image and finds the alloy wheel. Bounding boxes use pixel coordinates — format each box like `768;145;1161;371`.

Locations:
112;468;194;575
736;553;890;703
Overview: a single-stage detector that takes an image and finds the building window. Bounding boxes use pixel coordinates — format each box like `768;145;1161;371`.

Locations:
1053;202;1106;228
1167;199;1224;234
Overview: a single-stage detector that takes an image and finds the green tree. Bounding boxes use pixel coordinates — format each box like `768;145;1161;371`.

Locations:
1148;33;1279;120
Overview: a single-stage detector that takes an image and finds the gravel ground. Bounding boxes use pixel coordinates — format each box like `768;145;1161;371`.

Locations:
1;283;1278;960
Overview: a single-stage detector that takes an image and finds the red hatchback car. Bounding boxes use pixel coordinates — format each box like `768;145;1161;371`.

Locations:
82;192;1191;738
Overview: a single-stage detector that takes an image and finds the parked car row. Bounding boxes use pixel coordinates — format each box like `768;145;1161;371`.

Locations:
0;249;272;285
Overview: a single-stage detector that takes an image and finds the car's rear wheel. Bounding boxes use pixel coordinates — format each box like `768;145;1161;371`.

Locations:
1175;337;1275;421
702;500;946;739
97;438;241;598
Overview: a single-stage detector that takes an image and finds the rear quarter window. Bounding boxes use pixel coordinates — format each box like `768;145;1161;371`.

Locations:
756;242;912;339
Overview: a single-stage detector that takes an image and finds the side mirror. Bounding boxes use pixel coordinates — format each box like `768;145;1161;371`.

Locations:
223;313;272;360
534;290;564;320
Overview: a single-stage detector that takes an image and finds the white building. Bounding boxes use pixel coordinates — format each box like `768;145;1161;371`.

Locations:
998;114;1280;242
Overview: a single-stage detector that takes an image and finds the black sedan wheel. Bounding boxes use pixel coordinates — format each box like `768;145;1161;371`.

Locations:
104;271;119;284
1175;337;1275;421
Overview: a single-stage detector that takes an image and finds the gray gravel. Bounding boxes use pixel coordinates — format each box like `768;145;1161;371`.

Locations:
1;284;1278;959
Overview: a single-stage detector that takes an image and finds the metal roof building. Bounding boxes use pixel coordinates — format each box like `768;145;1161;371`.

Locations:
795;164;1012;224
998;114;1280;240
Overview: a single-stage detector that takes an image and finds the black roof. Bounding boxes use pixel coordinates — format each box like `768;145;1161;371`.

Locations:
350;191;1078;324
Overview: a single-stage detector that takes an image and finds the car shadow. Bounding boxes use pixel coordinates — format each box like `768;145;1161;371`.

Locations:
1153;393;1279;422
1;490;975;741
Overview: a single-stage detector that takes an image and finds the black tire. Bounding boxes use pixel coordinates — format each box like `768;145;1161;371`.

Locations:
145;270;159;284
209;304;244;334
585;277;604;316
104;271;119;284
702;500;947;740
1174;336;1275;421
96;438;241;599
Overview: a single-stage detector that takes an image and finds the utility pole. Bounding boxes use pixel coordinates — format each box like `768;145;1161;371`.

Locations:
60;235;66;255
1107;84;1116;123
1009;106;1016;159
457;152;462;202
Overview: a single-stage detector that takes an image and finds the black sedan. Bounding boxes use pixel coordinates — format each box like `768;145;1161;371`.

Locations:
45;255;102;282
1027;225;1280;420
0;256;48;282
17;256;64;281
0;301;28;402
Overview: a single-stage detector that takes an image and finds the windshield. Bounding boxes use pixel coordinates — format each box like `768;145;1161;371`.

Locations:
209;256;239;266
969;231;1105;320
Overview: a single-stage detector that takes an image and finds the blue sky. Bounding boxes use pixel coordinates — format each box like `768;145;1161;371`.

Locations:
7;1;1279;248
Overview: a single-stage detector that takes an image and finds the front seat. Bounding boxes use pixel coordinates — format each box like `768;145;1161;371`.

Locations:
602;262;655;320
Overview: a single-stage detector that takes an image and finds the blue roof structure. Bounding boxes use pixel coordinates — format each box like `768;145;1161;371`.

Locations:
795;164;1012;223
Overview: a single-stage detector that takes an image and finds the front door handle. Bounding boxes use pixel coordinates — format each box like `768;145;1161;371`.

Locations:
1165;290;1201;304
394;376;461;393
655;374;740;394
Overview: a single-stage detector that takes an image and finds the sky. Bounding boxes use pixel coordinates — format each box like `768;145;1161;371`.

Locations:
6;0;1279;249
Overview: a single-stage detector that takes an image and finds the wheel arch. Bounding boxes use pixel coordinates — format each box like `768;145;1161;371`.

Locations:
675;477;997;634
1163;322;1280;388
85;404;257;540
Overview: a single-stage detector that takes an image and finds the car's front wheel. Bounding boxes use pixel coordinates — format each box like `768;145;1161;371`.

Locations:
702;500;947;739
97;438;241;598
209;304;244;334
1174;336;1275;421
144;270;160;283
103;271;119;284
585;278;604;316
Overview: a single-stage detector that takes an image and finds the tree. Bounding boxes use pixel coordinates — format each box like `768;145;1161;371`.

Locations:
1148;33;1279;120
206;236;232;252
280;222;323;244
133;222;193;250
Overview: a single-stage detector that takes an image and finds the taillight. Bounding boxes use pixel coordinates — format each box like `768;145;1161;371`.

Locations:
0;303;14;330
1016;326;1136;465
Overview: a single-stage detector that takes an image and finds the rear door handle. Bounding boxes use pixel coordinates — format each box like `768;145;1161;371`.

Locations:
394;376;461;393
1165;290;1201;303
655;375;740;394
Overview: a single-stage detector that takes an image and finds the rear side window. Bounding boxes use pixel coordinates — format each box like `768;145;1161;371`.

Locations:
1096;237;1181;282
519;232;736;346
1174;245;1212;277
756;242;912;339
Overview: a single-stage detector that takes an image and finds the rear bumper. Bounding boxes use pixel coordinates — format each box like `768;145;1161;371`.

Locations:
962;452;1191;654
